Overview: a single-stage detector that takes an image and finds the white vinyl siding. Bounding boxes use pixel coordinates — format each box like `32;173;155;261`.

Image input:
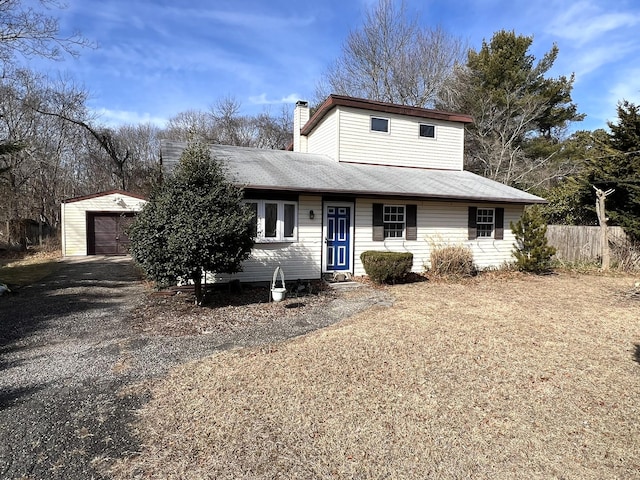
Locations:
306;108;339;161
336;107;464;170
215;195;323;283
61;192;146;256
354;199;524;276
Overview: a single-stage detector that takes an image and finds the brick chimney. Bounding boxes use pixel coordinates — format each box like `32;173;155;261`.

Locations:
293;100;309;153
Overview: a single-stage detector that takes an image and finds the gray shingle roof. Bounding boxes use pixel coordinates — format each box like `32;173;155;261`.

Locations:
160;140;545;205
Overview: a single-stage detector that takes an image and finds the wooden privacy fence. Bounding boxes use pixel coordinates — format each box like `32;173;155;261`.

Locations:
546;225;628;262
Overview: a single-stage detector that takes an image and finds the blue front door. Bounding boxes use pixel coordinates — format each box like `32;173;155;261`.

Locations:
326;206;351;271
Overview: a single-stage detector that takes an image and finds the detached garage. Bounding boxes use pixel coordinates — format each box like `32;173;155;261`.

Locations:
61;190;147;257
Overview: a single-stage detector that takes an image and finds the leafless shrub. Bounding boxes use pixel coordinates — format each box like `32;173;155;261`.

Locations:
429;244;476;277
611;236;640;272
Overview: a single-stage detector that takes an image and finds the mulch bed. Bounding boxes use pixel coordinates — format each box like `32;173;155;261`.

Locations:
130;281;338;337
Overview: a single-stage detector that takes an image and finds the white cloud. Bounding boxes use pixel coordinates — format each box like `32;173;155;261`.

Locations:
608;68;640;107
547;1;640;46
93;108;168;127
577;67;640;129
197;9;315;30
567;41;639;78
248;93;302;105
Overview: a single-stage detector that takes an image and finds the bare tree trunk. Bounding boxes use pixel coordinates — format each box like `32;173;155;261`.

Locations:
192;268;203;306
594;186;614;270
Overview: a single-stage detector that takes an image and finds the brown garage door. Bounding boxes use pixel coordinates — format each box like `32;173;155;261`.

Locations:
87;212;136;255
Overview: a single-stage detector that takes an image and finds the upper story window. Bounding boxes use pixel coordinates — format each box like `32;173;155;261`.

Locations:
476;208;494;238
371;116;389;133
383;205;405;238
419;123;436;138
245;200;297;242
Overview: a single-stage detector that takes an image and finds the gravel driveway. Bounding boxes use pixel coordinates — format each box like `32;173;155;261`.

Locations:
0;257;388;479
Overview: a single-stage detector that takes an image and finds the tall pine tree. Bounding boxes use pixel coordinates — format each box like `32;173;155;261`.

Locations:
445;30;583;189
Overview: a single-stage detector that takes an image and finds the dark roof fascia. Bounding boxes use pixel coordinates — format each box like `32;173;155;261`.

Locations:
63;189;147;204
240;184;547;205
300;95;474;136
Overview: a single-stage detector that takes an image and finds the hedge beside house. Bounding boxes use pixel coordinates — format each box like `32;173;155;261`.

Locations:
360;251;413;284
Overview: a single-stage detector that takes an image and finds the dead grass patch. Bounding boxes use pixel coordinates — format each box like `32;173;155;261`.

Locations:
0;249;61;287
111;273;640;479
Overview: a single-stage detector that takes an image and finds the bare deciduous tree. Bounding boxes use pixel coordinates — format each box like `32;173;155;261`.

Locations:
210;96;255;147
28;78;139;191
253;107;292;150
163;110;216;143
316;0;465;107
162;96;292;150
0;0;93;68
0;69;87;247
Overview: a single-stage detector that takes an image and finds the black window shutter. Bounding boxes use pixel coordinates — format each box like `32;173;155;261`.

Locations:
406;204;417;240
494;207;504;240
373;203;384;241
468;206;477;240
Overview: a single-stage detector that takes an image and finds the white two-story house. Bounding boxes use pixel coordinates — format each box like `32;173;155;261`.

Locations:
161;95;545;282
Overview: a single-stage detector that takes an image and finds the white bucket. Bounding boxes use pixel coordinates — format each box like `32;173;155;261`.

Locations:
271;287;287;302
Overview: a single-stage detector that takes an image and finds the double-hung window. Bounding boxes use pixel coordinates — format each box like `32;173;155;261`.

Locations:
383;205;405;238
476;208;495;238
246;200;297;242
373;203;417;241
468;206;504;240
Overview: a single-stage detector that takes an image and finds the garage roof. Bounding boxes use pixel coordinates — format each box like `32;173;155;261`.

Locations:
63;189;147;203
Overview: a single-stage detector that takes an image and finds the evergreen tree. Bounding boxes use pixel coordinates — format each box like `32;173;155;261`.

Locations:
599;100;640;241
547;102;640;240
445;30;583;189
511;206;556;273
128;142;254;305
537;129;610;226
540;102;640;243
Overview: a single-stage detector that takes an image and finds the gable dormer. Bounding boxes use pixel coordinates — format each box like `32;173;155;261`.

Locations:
294;95;473;171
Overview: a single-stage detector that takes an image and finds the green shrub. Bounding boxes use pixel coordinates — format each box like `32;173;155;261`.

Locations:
511;206;556;273
129;142;254;305
429;245;476;277
360;251;413;284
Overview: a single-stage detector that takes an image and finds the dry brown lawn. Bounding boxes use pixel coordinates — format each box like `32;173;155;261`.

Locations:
111;273;640;479
0;249;61;286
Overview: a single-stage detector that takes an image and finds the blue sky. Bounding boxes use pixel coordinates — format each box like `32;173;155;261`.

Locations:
27;0;640;132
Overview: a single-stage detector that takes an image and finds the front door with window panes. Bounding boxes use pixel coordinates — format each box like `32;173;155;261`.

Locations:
326;206;351;271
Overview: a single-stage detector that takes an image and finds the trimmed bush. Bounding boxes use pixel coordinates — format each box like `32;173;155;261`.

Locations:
360;251;413;284
429;245;476;277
